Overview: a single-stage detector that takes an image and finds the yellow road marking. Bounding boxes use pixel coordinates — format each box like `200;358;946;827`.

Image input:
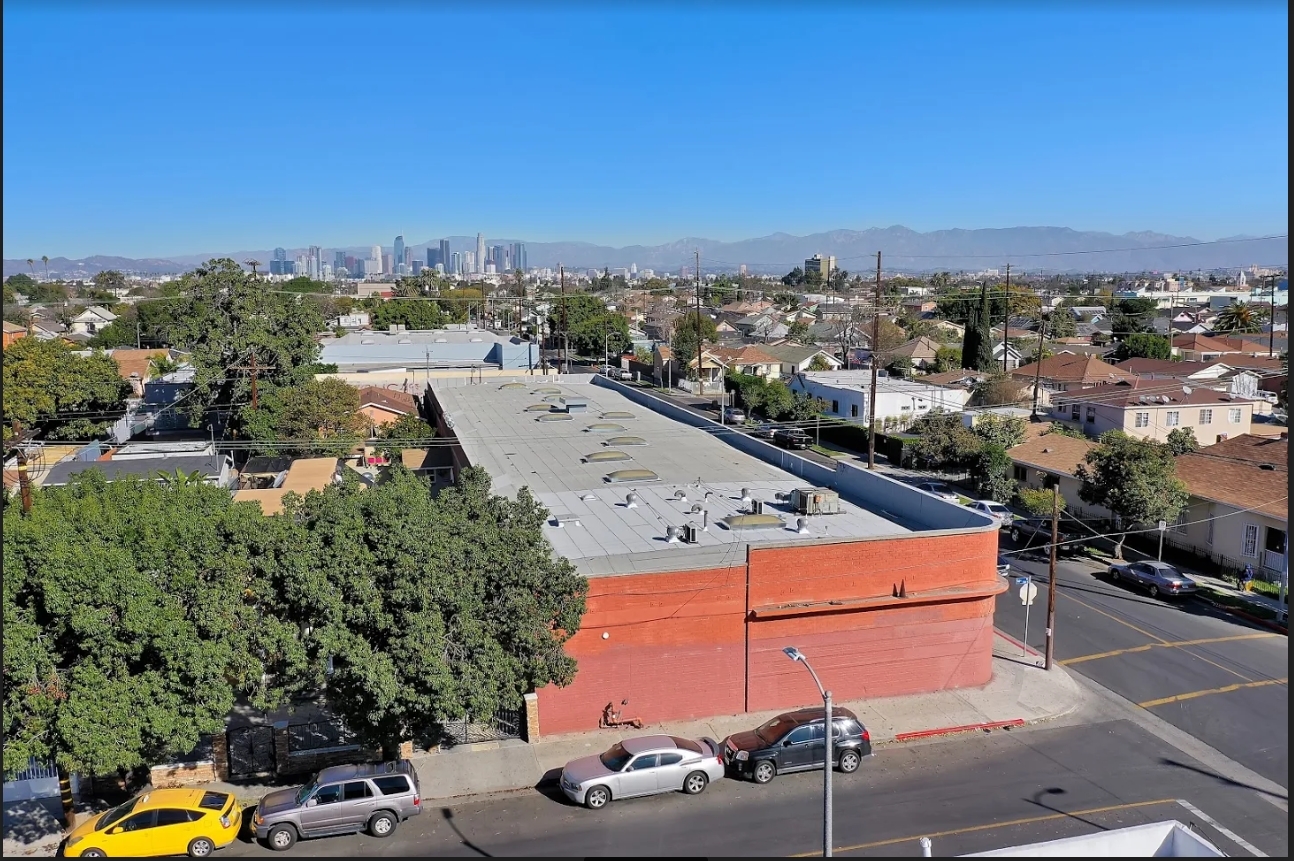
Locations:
1060;591;1167;642
1061;633;1278;665
790;798;1179;857
1138;678;1287;709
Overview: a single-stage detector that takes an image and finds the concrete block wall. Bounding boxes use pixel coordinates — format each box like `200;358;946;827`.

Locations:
149;761;217;789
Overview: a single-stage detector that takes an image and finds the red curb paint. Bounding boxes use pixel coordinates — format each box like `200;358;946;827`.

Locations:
1197;597;1288;636
894;718;1026;742
995;630;1042;657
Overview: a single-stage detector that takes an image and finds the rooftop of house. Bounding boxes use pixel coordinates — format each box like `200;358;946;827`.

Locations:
755;342;833;365
1007;433;1097;477
1061;378;1256;409
356;386;418;415
3;320;26;334
41;453;224;487
1175;435;1287;520
790;370;961;396
1171;333;1241;353
1012;353;1136;385
108;348;172;381
430;378;922;576
74;305;117;321
232;457;341;515
918;369;985;388
887;336;943;359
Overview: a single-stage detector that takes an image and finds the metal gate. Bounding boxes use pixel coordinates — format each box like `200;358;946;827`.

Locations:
227;726;276;778
440;703;524;747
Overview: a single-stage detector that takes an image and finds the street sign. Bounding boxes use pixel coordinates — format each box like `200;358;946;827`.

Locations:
1015;577;1029;585
1158;520;1167;531
1019;581;1039;606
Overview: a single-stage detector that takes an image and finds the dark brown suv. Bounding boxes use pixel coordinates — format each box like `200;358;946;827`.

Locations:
722;707;872;784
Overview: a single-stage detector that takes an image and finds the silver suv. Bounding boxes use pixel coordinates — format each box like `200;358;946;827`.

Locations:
252;760;422;851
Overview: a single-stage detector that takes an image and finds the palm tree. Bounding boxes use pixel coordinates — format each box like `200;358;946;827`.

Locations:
244;259;261;277
1212;302;1266;334
41;255;49;281
26;258;34;276
155;468;205;488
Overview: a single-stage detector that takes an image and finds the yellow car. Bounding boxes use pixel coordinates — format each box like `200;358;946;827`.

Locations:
61;788;243;858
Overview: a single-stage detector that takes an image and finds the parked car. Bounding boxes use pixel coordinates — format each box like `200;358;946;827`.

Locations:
559;735;726;809
997;554;1013;576
252;760;422;851
61;788;243;858
913;481;959;502
773;428;812;449
968;499;1013;527
722;707;872;785
722;407;747;423
617;368;634;381
1106;560;1199;599
752;423;778;439
1009;517;1087;556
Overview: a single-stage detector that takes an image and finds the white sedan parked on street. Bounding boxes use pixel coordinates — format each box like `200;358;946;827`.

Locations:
968;499;1013;527
559;735;726;809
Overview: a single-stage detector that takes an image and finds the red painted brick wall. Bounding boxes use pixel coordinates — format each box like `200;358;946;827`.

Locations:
535;530;1000;735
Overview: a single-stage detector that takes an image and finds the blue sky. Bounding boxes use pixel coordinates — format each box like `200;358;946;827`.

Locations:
3;3;1288;259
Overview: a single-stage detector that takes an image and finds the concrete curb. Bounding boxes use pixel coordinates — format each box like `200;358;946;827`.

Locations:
994;629;1043;657
1194;593;1289;635
892;718;1026;742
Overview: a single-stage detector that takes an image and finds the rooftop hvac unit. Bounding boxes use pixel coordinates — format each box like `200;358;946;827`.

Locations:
682;523;699;544
750;498;764;515
791;487;842;515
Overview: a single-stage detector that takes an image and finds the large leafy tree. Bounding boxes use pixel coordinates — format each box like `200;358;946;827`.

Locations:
1114;333;1172;361
972;444;1015;503
547;293;631;356
239;377;368;457
164;259;325;424
1;338;131;440
1075;431;1190;559
91;270;128;296
281;466;588;747
907;411;981;470
2;475;306;777
370;299;445;331
1109;297;1158;336
961;284;994;371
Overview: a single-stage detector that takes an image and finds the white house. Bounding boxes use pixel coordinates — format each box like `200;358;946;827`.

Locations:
789;370;971;425
68;305;117;336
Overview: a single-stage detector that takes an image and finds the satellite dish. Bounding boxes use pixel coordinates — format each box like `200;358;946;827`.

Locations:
1182;386;1193;395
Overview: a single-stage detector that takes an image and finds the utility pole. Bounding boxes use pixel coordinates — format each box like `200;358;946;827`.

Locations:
229;349;274;410
9;420;34;514
1269;274;1278;359
1044;485;1060;671
1001;263;1011;376
1031;313;1047;421
559;264;568;373
867;252;881;469
695;248;704;397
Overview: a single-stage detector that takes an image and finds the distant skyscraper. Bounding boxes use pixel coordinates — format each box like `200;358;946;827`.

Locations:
270;247;289;276
412;260;424;275
394;235;405;268
383;253;394;274
307;245;322;280
464;251;475;274
511;242;527;272
439;239;450;272
371;245;383;274
475;233;485;274
450;251;461;276
345;255;357;274
427;247;437;269
335;251;346;272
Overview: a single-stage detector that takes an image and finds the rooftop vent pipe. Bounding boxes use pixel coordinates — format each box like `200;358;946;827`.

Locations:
796;517;810;534
625;492;639;509
665;525;682;543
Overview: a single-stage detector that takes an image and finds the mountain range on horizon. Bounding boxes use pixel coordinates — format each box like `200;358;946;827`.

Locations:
4;225;1287;281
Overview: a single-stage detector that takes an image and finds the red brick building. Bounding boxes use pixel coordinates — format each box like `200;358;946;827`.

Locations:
427;377;1004;735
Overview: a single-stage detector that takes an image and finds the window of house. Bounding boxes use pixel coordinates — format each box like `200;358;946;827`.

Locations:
851;404;858;418
1199;409;1212;425
1013;466;1027;481
831;400;839;414
1165;411;1180;427
1134;412;1150;428
1070;404;1080;419
1085;406;1095;423
1172;512;1186;533
1206;517;1214;546
1243;523;1259;558
1229;408;1242;423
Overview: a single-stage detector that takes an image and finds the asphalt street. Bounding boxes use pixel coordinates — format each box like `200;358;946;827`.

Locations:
993;532;1289;788
219;717;1287;858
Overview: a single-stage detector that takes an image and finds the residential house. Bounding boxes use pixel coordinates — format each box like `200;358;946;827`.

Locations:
237;456;293;489
789;370;970;425
652;344;678;387
356;386;419;432
901;298;937;316
1050;378;1253;446
1115;358;1264;401
919;368;987;391
108;348;174;396
331;312;371;329
1012;353;1137;396
41;450;235;488
720;299;773;316
1214;334;1289;359
886;336;943;371
1168;435;1288;578
3;319;27;348
1006;433;1110;521
756;343;843;376
1068;306;1107;322
928;319;966;340
992;341;1027;371
707;345;783;378
1170;333;1242;362
68;305;117;336
232;457;341;515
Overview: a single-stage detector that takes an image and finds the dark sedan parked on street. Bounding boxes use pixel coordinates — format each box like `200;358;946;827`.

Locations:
722;707;872;785
1107;560;1199;599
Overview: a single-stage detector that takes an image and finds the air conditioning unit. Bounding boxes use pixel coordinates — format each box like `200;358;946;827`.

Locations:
791;487;842;515
682;523;699;544
1216;433;1228;443
750;498;764;515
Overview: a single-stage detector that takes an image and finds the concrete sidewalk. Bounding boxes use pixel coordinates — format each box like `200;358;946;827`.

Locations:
410;630;1083;802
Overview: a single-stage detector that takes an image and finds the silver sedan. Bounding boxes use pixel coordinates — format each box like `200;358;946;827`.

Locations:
1107;560;1199;598
559;734;726;809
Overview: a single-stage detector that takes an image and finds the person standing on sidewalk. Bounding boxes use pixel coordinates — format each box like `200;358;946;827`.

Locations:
1241;563;1255;592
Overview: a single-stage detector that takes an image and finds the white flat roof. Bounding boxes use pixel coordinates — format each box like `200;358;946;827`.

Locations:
432;379;914;576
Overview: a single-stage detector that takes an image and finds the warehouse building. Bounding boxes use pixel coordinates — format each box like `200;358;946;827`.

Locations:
424;375;1004;735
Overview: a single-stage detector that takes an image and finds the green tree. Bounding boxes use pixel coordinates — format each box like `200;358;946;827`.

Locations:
670;310;719;369
1113;333;1172;361
438;288;483;324
1046;311;1078;339
807;354;834;372
2;474;305;777
1165;426;1200;455
771;291;798;309
239;377;368;457
908;411;981;470
1017;485;1066;518
279;276;331;294
1212;302;1267;334
281;466;588;748
371;300;444;331
974;374;1025;407
375;413;436;460
887;356;913;378
1;338;131;440
1075;431;1190;559
5;273;38;298
972;414;1027;449
933;346;961;372
1109;298;1158;336
781;267;805;287
163;259;325;425
787;320;811;342
972;443;1016;503
961;284;994;371
91;270;128;296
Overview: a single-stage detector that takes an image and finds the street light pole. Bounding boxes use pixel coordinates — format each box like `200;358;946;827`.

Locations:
784;647;833;858
1044;484;1060;671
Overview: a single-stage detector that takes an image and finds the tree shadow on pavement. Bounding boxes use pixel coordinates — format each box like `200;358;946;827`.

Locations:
1159;758;1289;803
2;797;64;848
1023;787;1113;831
440;807;492;857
